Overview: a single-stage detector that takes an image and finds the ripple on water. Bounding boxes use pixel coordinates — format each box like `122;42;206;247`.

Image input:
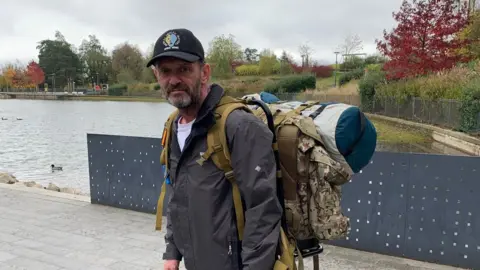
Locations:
0;99;175;194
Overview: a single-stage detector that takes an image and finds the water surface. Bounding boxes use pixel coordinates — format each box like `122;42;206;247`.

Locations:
0;99;174;193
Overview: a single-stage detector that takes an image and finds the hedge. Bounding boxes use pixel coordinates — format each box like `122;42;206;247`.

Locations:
458;79;480;132
235;65;260;76
339;68;364;86
358;70;386;111
263;74;316;94
108;84;128;96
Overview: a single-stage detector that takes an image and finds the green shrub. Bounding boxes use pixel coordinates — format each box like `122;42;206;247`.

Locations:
358;70;386;112
235;65;260;76
153;83;161;90
459;79;480;132
376;65;476;101
338;68;364;86
351;68;365;79
366;64;382;72
338;73;353;86
108;84;128;96
126;83;153;96
263;74;316;94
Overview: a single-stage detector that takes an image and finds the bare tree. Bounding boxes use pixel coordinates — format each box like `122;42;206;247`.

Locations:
338;33;364;56
298;42;314;67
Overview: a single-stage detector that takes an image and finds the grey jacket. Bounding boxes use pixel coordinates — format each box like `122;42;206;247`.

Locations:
162;84;283;270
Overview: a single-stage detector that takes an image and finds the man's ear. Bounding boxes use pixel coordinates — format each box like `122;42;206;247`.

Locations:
200;63;211;84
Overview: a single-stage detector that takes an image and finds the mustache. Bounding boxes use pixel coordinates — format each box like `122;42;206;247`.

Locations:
166;83;190;94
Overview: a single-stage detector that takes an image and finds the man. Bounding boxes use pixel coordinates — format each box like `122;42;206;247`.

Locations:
146;28;283;270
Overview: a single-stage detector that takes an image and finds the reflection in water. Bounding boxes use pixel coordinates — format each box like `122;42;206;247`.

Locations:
0;99;470;194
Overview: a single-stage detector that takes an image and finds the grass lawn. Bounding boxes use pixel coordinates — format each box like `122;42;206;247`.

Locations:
316;72;343;90
314;72;361;96
372;118;432;144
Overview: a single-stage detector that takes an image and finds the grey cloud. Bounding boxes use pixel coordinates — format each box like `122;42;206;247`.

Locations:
0;0;403;64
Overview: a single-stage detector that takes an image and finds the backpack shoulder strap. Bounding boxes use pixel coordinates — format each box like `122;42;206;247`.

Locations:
160;110;179;168
156;109;179;231
196;95;251;240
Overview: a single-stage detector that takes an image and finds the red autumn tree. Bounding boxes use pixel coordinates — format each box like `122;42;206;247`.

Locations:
376;0;470;80
25;60;45;90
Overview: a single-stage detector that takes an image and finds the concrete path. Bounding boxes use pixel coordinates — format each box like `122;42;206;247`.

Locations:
0;183;465;270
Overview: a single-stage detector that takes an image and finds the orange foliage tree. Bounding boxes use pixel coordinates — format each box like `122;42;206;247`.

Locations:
11;67;29;89
2;66;16;90
25;61;45;90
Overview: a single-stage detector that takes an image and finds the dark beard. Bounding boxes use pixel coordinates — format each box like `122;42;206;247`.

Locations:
165;79;202;109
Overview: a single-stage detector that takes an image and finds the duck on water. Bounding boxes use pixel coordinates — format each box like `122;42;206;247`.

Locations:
51;164;63;172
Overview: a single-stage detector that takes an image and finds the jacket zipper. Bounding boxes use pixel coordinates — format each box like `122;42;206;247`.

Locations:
228;241;232;256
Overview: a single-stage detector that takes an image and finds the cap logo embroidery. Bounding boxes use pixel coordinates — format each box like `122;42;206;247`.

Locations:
163;31;180;51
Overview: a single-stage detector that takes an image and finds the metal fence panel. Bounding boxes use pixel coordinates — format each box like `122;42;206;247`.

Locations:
87;134;480;269
371;96;463;131
331;152;410;258
403;153;480;267
330;151;480;269
87;133;166;214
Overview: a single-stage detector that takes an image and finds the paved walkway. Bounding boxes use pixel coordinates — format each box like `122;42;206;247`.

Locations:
0;183;465;270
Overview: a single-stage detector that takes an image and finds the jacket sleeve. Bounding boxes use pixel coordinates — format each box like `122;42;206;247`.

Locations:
162;188;183;261
226;110;283;270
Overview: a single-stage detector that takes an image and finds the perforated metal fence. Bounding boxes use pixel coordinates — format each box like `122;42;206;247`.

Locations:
87;134;480;269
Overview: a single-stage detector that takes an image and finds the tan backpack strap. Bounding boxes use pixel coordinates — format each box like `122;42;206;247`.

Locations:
160;110;179;168
212;101;250;241
155;181;168;230
155;110;179;231
197;95;251;240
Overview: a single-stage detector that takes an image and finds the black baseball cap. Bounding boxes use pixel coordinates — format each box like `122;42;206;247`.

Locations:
146;28;205;67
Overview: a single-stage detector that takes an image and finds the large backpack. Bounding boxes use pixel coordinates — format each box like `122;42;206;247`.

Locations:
155;94;376;269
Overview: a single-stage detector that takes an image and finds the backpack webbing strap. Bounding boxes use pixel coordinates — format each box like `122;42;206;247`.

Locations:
155;181;167;230
155;110;179;231
201;98;251;241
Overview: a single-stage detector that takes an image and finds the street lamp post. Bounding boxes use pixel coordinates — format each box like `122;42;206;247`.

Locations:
49;73;56;94
334;51;340;87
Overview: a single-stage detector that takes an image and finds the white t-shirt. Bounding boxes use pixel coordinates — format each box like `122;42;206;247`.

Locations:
177;117;195;151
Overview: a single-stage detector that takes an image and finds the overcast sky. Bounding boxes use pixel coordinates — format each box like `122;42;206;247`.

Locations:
0;0;403;66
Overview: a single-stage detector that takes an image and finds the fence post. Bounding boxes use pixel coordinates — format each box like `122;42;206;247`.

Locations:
477;112;480;132
397;97;400;118
448;100;452;128
412;98;415;120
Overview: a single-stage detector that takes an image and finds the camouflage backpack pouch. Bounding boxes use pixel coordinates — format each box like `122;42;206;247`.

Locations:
275;114;353;242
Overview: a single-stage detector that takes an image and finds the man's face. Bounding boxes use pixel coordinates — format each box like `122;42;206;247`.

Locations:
153;57;205;109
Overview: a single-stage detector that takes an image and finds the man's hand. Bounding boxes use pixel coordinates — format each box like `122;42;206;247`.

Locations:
164;260;180;270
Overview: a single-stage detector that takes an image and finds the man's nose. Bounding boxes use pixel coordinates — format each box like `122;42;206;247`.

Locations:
168;76;181;85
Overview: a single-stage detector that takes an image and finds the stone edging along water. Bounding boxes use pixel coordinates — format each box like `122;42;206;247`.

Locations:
366;113;480;156
0;172;89;197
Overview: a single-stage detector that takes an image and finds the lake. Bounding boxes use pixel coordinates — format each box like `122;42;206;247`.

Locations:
0;99;175;194
0;99;465;195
